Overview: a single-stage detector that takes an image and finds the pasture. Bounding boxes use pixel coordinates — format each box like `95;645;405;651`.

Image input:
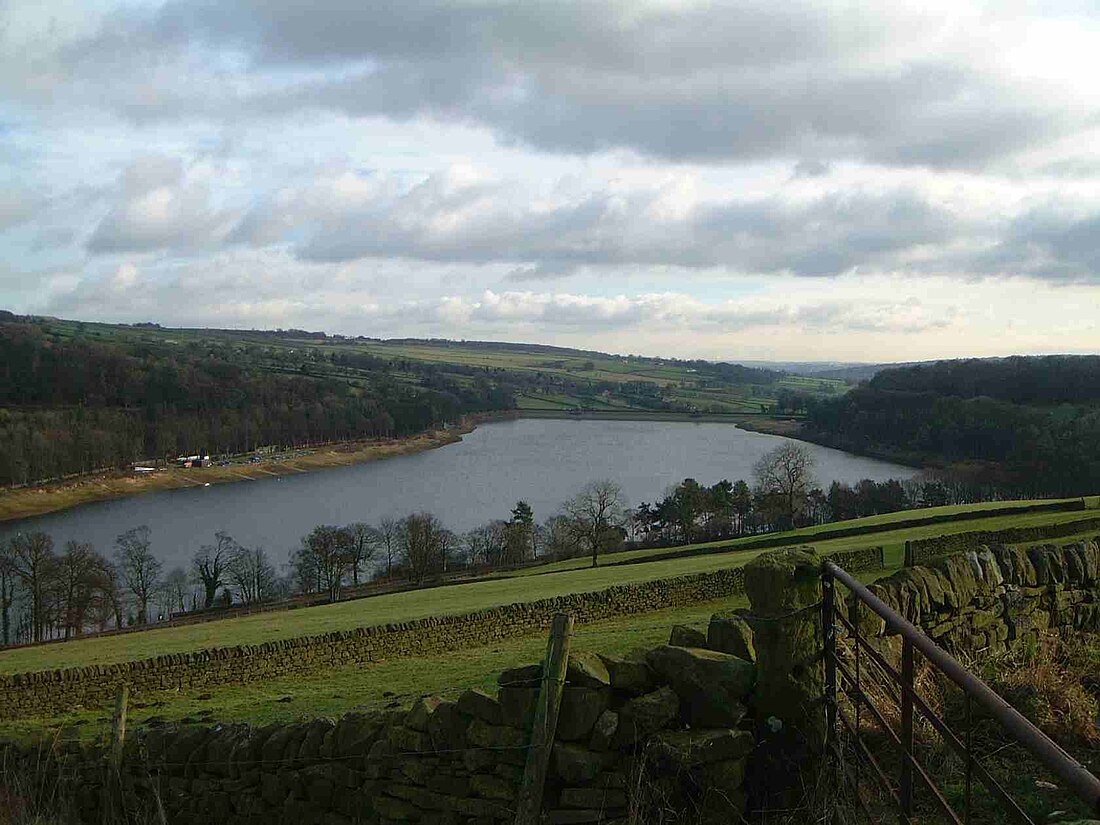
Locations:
1;497;1092;676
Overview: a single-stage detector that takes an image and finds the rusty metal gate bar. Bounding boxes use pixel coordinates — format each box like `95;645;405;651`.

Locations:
821;560;1100;824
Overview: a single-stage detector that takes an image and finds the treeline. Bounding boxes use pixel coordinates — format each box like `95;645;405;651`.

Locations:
0;321;515;486
0;484;613;643
630;466;976;546
804;356;1100;496
1;527;166;644
2;443;1021;645
868;356;1100;405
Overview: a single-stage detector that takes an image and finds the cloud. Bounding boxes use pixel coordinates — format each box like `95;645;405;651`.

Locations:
87;156;238;254
2;1;1099;362
12;1;1096;171
793;160;831;179
972;206;1100;284
401;289;957;336
227;165;969;279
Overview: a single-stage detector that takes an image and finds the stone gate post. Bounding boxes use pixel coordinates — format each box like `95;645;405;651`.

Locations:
744;546;825;792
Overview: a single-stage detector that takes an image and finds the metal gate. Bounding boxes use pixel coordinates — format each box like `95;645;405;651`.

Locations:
821;560;1100;823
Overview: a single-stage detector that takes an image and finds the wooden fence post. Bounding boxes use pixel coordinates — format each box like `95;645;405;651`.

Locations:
514;613;574;825
110;684;129;770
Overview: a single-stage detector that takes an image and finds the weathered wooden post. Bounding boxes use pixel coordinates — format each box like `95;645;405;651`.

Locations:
514;612;574;825
110;684;129;770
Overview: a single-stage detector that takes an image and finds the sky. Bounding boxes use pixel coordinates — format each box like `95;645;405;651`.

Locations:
1;1;1099;362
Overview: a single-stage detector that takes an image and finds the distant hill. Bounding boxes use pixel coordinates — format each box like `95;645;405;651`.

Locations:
737;360;918;382
0;315;851;487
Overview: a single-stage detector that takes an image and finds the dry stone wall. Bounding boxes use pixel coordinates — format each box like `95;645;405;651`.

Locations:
906;517;1100;567
858;539;1100;656
2;630;762;824
0;547;880;721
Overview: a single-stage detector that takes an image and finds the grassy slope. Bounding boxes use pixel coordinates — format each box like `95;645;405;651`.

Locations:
502;499;1094;577
2;500;1094;676
0;547;776;674
0;600;733;740
1;564;901;741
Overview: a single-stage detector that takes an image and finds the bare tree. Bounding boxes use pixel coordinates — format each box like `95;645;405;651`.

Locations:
377;516;400;579
0;542;17;645
463;521;508;568
345;523;378;586
228;546;276;604
536;515;575;560
192;531;237;608
55;540;112;639
161;567;191;616
752;443;816;530
400;513;446;584
561;480;628;568
8;531;57;641
114;526;162;625
300;525;353;601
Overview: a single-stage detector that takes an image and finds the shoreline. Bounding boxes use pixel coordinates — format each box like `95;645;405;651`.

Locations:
0;416;497;525
0;409;915;525
516;407;805;431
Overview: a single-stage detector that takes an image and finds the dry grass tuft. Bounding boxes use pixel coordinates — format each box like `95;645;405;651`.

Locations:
979;633;1100;747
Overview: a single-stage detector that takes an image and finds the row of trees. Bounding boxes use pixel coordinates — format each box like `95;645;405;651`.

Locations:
0;486;609;645
630;444;1003;546
0;527;159;645
4;442;1017;645
0;525;295;645
284;486;624;604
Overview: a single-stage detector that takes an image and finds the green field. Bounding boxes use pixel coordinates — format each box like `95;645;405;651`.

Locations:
2;499;1094;677
0;561;907;741
500;499;1096;577
0;601;731;740
3;498;1098;742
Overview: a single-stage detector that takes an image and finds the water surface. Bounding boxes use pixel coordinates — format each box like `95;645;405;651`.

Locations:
0;418;912;570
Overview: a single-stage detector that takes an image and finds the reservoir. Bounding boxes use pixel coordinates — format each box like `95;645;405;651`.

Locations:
0;418;913;570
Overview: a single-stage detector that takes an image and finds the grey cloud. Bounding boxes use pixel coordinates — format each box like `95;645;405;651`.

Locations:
30;1;1089;169
973;208;1100;283
233;169;966;278
505;262;580;282
438;290;957;335
793;160;831;179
